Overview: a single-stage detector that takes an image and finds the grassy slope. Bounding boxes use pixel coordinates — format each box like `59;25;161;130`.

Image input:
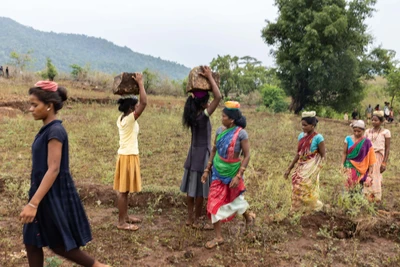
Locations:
1;79;400;266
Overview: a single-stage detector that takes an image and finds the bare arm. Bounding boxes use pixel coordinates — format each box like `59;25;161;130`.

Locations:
20;139;62;223
341;142;348;166
133;73;147;120
229;139;250;188
201;135;218;184
284;153;300;179
199;66;222;116
381;137;391;173
318;141;326;159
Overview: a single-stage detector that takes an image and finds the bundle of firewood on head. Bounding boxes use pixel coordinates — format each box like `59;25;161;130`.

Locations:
112;72;140;95
186;66;220;94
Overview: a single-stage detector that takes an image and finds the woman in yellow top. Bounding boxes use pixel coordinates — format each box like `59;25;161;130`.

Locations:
114;73;147;231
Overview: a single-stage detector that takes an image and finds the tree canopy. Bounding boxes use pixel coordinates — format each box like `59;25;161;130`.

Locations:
262;0;380;113
210;55;275;97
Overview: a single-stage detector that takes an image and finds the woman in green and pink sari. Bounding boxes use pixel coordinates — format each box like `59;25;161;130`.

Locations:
341;120;376;191
201;101;255;249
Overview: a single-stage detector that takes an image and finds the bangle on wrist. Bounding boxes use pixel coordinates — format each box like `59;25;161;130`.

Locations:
204;169;210;172
381;162;387;167
28;203;37;209
240;166;246;172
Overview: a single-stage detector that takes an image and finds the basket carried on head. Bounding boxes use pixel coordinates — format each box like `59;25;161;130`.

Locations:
112;72;139;95
186;66;220;93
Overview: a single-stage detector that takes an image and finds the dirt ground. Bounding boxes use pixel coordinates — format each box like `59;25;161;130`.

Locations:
1;182;400;267
1;98;400;266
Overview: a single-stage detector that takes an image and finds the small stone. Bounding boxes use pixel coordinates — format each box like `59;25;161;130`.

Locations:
184;250;194;259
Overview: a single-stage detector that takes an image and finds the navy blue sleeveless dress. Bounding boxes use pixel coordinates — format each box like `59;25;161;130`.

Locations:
23;120;92;251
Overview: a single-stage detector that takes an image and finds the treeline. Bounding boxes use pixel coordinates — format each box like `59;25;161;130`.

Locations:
0;17;190;80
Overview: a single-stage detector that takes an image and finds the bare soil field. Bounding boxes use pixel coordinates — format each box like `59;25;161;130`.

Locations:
1;80;400;266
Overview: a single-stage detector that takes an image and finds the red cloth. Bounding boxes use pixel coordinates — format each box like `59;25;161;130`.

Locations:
34;81;58;92
207;179;246;222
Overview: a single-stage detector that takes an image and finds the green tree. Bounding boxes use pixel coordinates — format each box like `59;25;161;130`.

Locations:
181;77;188;95
361;47;398;78
210;55;241;97
262;0;377;113
43;57;58;81
142;68;160;91
70;64;83;80
238;56;270;94
9;50;34;72
260;84;288;113
386;68;400;107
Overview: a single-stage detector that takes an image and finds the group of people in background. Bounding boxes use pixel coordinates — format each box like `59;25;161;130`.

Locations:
18;67;392;266
0;65;9;78
285;110;391;216
346;102;395;124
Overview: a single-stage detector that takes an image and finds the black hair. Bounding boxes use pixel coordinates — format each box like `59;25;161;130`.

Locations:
28;87;68;114
182;94;210;128
372;114;385;122
301;116;318;126
117;98;138;114
223;108;247;129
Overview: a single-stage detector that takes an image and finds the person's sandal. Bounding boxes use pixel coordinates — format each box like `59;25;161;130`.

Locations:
205;238;224;249
117;224;139;231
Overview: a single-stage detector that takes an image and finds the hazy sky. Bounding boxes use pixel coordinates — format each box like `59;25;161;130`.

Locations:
1;0;399;68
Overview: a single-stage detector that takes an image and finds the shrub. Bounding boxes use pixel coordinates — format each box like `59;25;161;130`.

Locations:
260;84;288;113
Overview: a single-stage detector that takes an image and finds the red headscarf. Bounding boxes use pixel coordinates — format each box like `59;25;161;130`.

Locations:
34;81;58;92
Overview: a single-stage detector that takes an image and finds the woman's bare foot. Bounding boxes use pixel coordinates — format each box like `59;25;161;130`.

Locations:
245;211;256;228
186;217;194;226
92;260;111;267
125;215;142;223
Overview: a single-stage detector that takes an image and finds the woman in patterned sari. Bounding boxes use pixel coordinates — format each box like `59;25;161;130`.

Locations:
284;111;325;212
201;101;255;249
341;120;376;191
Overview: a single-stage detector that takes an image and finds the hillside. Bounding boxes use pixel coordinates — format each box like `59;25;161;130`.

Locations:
0;17;190;80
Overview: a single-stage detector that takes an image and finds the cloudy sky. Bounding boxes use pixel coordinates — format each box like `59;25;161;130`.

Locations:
1;0;399;68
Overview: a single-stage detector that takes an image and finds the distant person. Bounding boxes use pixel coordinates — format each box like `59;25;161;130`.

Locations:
5;66;9;78
114;73;147;231
375;104;380;111
0;65;3;76
384;102;390;121
21;81;109;267
181;66;221;230
351;108;359;120
364;111;391;202
388;108;394;123
344;112;349;121
365;104;373;124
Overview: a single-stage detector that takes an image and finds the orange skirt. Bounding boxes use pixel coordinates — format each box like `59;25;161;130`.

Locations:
114;155;142;193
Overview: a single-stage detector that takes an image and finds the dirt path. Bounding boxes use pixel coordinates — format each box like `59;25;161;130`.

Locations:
1;183;400;267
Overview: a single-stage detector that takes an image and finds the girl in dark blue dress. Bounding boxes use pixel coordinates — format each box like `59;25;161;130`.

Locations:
20;81;109;267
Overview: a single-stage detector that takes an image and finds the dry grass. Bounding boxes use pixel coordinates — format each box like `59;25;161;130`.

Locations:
1;79;400;266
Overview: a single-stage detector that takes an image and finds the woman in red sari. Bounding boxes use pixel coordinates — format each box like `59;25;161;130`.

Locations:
201;101;255;249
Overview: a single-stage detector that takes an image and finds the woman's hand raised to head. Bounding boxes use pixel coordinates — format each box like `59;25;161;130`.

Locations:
132;72;143;84
198;66;213;80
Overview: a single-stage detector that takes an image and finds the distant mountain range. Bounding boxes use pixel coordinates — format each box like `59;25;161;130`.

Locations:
0;17;190;80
